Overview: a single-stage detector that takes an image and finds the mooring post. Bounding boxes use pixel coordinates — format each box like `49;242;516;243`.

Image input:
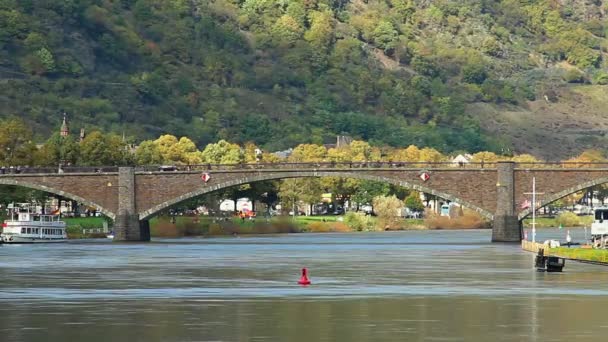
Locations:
492;161;521;242
114;167;150;241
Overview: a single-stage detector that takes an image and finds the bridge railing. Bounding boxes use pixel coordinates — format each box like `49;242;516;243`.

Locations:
4;162;608;175
0;162;493;174
0;166;120;175
516;162;608;169
134;161;498;172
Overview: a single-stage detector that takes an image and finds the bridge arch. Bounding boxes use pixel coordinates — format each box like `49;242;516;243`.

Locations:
139;171;495;221
517;176;608;220
0;179;116;220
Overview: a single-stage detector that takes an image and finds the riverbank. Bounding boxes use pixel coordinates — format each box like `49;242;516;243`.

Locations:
522;215;593;228
63;217;110;239
53;213;489;239
522;240;608;264
149;215;429;237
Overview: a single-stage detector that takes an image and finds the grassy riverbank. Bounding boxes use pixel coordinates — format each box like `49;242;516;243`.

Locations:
63;217;110;239
549;247;608;263
522;216;593;228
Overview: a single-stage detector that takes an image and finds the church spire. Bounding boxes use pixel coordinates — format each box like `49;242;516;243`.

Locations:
60;113;69;137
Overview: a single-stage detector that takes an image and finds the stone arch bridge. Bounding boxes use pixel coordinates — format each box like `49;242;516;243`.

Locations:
0;162;605;242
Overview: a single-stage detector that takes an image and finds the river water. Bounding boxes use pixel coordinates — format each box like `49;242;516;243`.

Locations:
1;229;607;341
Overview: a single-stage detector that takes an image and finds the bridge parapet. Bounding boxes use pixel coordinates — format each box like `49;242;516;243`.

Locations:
3;162;608;175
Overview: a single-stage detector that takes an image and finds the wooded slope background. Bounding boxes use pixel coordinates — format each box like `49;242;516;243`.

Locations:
1;0;608;159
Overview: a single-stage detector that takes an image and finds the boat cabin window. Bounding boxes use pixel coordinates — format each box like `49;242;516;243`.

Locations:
21;228;25;234
595;210;608;221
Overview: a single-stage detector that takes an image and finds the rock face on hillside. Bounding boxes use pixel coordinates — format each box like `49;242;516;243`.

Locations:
0;1;607;159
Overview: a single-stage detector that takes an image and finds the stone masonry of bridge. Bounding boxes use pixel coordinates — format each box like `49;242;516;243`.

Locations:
2;162;608;242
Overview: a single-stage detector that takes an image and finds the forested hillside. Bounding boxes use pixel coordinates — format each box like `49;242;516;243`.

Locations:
1;0;607;157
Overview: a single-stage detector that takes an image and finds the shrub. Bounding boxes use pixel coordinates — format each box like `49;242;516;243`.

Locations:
593;72;608;85
556;211;580;227
306;221;351;232
344;212;374;231
208;223;224;235
424;209;488;229
563;69;585;83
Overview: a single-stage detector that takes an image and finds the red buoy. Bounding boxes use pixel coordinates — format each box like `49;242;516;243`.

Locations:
298;268;311;285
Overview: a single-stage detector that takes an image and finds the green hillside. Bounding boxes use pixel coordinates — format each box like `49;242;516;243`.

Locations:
1;0;607;157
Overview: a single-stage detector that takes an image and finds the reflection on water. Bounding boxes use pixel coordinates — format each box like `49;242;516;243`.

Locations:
1;229;607;341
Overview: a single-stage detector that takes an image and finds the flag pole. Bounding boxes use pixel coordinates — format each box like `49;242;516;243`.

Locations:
532;177;536;242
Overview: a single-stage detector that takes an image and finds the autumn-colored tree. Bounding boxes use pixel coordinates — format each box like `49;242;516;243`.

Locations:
36;133;80;166
373;195;404;229
200;139;243;164
79;131;129;166
563;149;605;168
0;118;38;166
134;140;164;165
154;135;203;165
470;151;506;165
278;178;322;216
289;144;327;162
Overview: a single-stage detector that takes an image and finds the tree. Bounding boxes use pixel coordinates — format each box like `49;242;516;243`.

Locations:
0;186;49;208
135;140;164;165
348;140;381;162
511;154;541;166
35;48;55;73
404;191;425;212
200;140;243;164
594;185;608;205
304;11;334;50
373;20;398;53
278;178;322;215
154;135;203;165
79;131;129;166
272;15;303;44
352;180;390;207
36;133;80;166
0;118;37;166
372;195;403;229
462;64;488;84
564;149;605;167
289;144;327;162
278;178;306;216
471;151;503;164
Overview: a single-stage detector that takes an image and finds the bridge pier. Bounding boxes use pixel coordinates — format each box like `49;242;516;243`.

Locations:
492;161;522;242
113;167;150;242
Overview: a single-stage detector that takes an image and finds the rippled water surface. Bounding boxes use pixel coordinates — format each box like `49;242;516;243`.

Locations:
1;229;607;341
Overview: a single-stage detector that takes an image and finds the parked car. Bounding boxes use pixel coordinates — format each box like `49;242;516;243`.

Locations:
360;204;374;215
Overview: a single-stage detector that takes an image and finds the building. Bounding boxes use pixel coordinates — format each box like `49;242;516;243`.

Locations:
272;148;293;159
451;154;473;167
323;135;353;150
60;113;69;137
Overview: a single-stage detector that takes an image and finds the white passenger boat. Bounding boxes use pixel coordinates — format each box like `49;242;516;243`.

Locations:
591;207;608;248
1;204;67;243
